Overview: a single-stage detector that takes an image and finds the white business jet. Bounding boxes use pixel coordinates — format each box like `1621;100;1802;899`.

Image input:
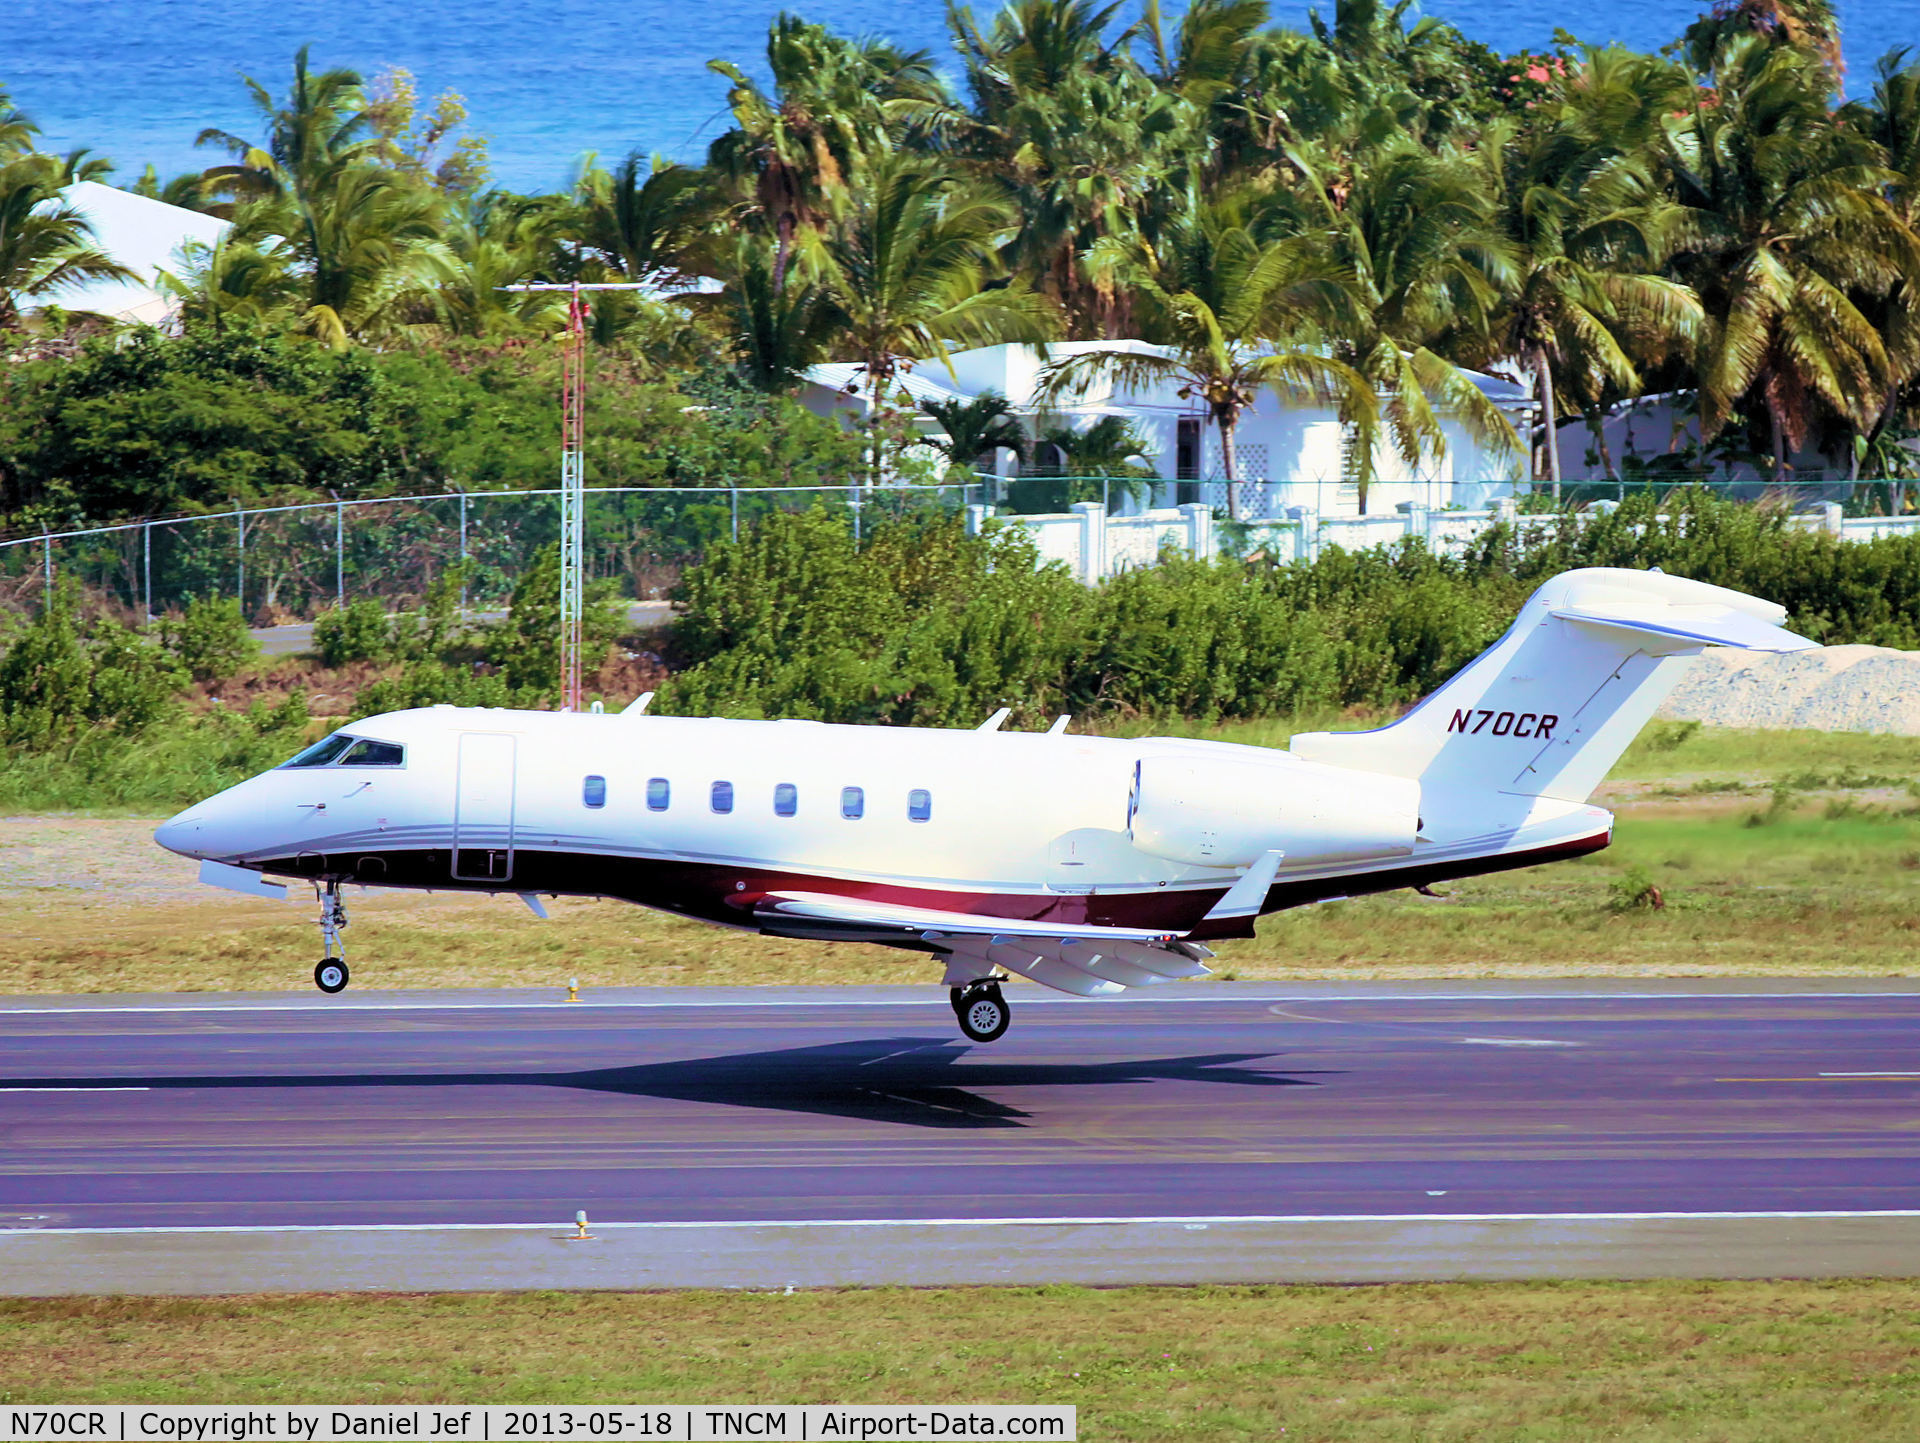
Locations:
155;567;1811;1041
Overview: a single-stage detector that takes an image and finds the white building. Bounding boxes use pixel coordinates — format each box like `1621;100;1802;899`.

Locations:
801;342;1534;517
40;180;229;328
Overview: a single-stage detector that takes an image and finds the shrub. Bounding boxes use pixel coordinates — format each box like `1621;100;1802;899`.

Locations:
1607;865;1666;912
0;584;188;749
352;660;524;718
662;509;1085;725
161;596;258;682
312;599;397;666
484;544;628;697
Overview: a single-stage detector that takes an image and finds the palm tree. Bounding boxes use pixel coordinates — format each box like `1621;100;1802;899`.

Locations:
1040;202;1375;518
1;87;39;160
582;153;714;286
431;192;569;339
1478;56;1706;492
718;235;842;393
1839;49;1920;492
708;16;945;294
1287;144;1520;509
919;390;1029;473
822;157;1057;480
948;0;1198;337
195;46;383;206
157;231;302;335
1684;0;1843;79
296;165;452;345
0;155;136;331
194;48;453;345
1037;413;1157;498
1664;37;1920;478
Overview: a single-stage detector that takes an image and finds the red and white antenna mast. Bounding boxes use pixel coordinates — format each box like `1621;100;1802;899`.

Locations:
499;280;652;711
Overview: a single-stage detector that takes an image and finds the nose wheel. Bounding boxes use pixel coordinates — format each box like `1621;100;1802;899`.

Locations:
313;881;350;993
951;979;1011;1043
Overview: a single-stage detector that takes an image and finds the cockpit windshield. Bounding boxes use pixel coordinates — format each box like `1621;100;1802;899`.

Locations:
283;734;355;768
281;733;406;768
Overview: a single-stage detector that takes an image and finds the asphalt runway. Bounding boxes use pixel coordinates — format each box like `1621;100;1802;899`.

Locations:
4;982;1920;1291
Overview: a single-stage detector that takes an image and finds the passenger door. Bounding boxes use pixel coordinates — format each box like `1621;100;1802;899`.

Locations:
452;732;516;881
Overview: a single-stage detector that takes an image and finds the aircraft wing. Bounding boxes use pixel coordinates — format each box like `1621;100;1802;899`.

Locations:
753;890;1180;943
752;891;1212;999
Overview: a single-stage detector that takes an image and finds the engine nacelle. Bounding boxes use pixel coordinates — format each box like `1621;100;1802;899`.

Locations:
1129;753;1420;868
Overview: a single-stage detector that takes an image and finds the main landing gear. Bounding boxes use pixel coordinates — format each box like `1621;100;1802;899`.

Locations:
951;978;1011;1043
314;881;350;994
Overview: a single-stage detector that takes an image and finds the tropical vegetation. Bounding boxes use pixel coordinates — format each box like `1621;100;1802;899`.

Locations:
1;0;1918;541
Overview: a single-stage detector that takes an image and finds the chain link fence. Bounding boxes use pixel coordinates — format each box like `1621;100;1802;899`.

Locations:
2;475;1913;621
0;482;992;621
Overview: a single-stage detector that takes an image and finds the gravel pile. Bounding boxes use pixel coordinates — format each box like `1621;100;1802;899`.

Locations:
1657;645;1920;735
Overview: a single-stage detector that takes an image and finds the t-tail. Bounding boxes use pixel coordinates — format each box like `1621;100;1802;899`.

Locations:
1289;568;1815;805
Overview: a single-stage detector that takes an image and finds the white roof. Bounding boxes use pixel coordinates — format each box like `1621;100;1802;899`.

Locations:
804;362;975;410
42;181;230;325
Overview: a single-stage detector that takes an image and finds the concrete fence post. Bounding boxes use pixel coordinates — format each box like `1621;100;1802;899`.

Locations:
1823;502;1845;536
964;503;990;537
1287;506;1319;565
1177;502;1213;562
1493;496;1518;529
1070;501;1107;584
1407;504;1430;548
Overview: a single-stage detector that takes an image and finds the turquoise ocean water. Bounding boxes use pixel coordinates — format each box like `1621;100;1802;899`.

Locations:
2;1;1914;192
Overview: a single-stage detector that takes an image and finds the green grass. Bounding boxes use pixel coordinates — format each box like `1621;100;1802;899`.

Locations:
3;1282;1919;1439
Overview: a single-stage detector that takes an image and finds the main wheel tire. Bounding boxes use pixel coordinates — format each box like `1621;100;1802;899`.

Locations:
956;986;1010;1043
314;958;349;994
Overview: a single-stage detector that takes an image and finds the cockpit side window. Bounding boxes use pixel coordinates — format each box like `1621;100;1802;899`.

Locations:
282;734;355;768
338;739;405;767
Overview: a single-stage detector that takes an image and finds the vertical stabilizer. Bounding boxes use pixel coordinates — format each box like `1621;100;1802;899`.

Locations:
1288;568;1814;803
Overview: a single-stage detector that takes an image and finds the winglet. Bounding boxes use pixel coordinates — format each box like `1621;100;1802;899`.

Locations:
977;707;1012;732
1203;850;1284;921
623;691;654;716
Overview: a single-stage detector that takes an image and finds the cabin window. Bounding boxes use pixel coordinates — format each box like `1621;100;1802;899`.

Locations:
711;780;734;814
338;738;405;767
583;775;606;809
908;789;933;822
841;786;864;820
282;734;355;768
646;777;670;811
774;782;798;817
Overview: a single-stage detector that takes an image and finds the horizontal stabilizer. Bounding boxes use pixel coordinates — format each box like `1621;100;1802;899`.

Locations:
1550;602;1815;654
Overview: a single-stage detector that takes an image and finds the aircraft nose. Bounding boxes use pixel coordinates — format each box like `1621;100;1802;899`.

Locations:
153;807;212;860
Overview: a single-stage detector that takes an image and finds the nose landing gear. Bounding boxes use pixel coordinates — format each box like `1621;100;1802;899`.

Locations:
951;978;1011;1043
314;882;350;994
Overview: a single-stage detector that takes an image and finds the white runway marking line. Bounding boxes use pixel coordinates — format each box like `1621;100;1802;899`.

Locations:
7;1209;1920;1237
0;1086;149;1092
5;989;1920;1017
1454;1038;1583;1048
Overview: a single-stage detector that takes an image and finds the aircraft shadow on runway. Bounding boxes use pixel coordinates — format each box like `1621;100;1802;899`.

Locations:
3;1036;1330;1130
